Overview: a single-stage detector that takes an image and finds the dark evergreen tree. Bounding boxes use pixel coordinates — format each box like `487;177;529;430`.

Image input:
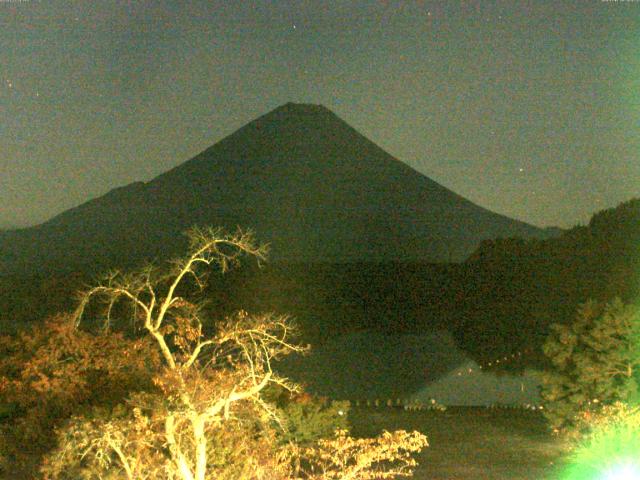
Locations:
540;298;640;435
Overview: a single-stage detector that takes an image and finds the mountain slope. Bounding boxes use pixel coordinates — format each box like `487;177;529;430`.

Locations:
0;103;552;274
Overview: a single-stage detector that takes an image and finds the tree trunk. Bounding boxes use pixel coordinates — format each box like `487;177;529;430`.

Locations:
166;414;196;480
193;416;208;480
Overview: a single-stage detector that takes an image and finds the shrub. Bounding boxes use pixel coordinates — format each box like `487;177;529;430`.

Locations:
275;391;350;446
0;314;159;476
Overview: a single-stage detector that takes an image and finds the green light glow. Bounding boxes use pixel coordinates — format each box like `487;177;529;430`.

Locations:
558;404;640;480
602;462;640;480
557;297;640;479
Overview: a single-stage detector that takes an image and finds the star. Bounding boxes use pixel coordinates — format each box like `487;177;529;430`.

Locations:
519;168;524;172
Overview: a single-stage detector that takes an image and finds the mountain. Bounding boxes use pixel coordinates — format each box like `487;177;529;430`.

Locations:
0;103;554;275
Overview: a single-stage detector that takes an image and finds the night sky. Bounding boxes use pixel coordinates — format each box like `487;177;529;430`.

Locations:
1;1;638;230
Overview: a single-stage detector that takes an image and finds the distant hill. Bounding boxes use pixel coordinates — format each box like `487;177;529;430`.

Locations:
0;103;553;275
450;198;640;365
202;198;640;368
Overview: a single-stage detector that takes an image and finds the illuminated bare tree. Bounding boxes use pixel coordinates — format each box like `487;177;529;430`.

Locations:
42;226;428;480
47;227;306;480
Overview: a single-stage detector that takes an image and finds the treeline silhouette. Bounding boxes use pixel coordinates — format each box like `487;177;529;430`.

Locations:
0;199;638;369
452;198;639;367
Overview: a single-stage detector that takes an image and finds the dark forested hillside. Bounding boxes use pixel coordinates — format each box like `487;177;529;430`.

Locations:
0;199;637;370
451;198;640;365
203;198;640;368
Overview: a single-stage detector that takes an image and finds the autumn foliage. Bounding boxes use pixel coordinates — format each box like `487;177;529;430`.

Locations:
0;314;160;475
301;429;428;480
